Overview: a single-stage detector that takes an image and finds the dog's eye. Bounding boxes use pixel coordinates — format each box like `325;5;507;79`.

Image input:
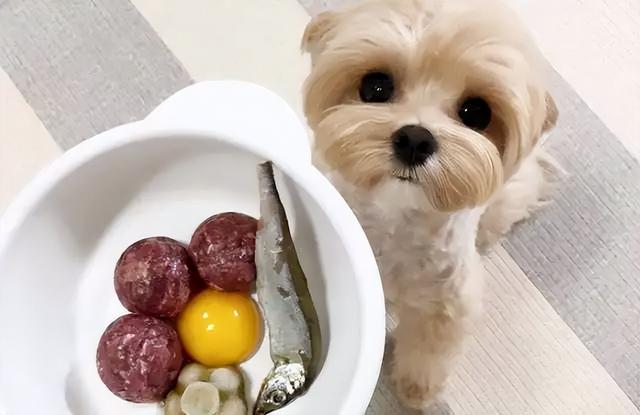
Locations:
458;97;492;130
359;72;394;103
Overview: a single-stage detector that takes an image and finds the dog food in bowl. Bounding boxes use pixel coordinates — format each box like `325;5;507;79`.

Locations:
188;212;258;292
96;165;322;415
114;237;197;318
177;289;262;367
97;210;262;410
164;364;248;415
96;314;184;403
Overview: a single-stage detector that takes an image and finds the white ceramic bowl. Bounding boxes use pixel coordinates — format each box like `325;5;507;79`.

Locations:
0;81;385;415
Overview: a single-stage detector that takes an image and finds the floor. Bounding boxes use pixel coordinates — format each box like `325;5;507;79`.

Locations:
0;1;639;414
514;0;640;159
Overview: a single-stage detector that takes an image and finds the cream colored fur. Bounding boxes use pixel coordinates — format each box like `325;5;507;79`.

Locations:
302;0;560;409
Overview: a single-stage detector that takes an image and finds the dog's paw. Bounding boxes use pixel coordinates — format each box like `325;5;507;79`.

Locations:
475;227;501;255
391;365;444;410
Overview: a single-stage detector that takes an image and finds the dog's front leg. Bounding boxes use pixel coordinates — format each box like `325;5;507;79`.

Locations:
391;305;468;409
390;270;481;410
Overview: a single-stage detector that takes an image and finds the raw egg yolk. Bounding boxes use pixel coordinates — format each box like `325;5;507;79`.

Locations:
177;289;262;367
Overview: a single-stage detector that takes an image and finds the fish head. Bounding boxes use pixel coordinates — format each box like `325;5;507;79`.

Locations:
253;362;307;414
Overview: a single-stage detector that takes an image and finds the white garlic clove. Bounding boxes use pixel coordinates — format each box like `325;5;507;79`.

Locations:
180;382;220;415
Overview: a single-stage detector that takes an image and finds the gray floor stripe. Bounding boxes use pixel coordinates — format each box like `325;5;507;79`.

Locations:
503;68;640;407
0;0;193;149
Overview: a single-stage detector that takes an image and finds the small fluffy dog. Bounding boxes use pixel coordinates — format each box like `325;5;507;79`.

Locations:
302;0;559;409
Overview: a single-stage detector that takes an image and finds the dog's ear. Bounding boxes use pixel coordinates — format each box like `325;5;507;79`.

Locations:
543;92;558;133
302;11;338;53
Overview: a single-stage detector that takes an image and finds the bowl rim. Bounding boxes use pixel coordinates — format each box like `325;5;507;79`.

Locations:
0;123;386;415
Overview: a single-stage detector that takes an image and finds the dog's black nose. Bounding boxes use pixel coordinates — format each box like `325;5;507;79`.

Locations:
392;125;437;166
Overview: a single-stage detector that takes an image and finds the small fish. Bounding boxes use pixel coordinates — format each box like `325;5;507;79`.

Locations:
253;162;322;415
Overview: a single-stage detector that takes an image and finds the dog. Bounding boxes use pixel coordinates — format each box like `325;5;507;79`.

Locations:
301;0;559;409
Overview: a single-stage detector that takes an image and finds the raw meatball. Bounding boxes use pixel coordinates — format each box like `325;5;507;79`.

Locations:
115;237;196;318
97;314;183;403
188;213;257;292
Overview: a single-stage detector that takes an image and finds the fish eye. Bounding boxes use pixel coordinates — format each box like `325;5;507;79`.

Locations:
270;390;287;405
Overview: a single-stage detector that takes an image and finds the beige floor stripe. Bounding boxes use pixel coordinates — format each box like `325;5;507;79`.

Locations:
0;68;61;213
513;0;640;160
131;0;312;116
446;247;639;415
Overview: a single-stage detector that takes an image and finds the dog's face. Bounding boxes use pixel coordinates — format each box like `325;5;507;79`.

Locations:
302;0;558;212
